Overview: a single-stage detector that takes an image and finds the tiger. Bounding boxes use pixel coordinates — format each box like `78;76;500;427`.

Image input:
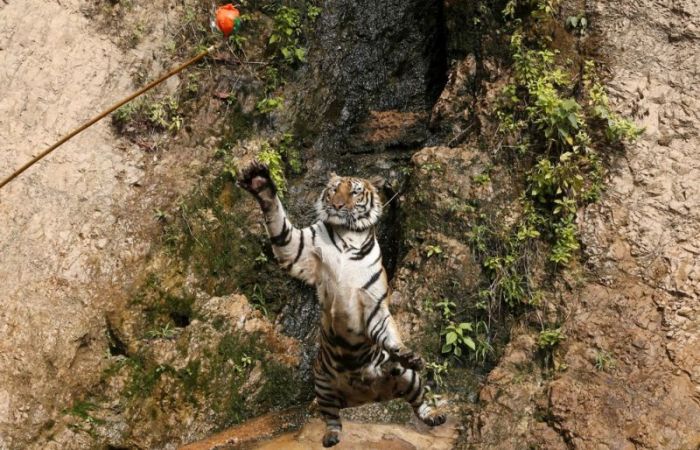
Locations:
237;162;446;448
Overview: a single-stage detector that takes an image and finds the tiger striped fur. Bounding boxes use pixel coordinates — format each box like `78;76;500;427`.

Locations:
238;162;446;447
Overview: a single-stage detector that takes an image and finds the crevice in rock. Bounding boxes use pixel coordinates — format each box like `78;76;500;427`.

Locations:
423;0;449;105
169;311;191;328
106;321;128;358
378;182;403;280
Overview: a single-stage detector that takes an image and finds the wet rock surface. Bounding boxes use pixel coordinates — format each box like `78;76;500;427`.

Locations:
296;0;447;159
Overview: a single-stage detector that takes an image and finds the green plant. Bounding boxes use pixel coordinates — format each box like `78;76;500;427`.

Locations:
441;322;476;358
538;328;564;349
113;100;141;125
503;0;559;18
583;61;643;142
426;361;449;387
277;132;302;174
264;66;282;93
594;350;616;371
307;5;322;21
257;142;287;194
473;172;491;185
153;208;168;223
436;298;456;321
268;6;307;64
425;244;444;258
113;95;184;133
250;284;268;317
492;21;641;271
419;162;443;173
229;32;248;52
65;401;105;426
254;252;269;265
472;321;494;364
256;96;284;114
146;323;176;339
566;14;588;34
233;353;254;374
148;96;182;131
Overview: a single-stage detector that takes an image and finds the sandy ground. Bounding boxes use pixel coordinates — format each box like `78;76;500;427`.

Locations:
0;0;171;446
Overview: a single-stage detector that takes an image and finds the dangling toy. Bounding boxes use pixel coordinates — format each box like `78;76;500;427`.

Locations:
215;4;242;38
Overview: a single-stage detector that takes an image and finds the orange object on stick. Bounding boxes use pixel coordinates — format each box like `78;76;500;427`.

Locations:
216;4;241;37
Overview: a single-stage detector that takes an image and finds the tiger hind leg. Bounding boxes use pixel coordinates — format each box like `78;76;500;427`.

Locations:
314;378;343;447
395;367;447;427
320;405;342;447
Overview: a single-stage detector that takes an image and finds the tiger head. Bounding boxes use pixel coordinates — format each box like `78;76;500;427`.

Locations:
317;174;383;231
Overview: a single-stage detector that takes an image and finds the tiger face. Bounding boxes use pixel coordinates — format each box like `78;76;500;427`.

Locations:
317;175;383;231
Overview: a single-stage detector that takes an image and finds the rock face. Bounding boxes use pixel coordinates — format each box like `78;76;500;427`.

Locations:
0;1;167;447
471;0;700;447
553;0;700;445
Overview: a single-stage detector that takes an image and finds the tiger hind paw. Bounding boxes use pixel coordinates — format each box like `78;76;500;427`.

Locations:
419;409;447;427
322;429;340;447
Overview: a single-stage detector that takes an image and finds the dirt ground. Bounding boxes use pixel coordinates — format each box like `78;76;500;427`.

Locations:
0;0;187;447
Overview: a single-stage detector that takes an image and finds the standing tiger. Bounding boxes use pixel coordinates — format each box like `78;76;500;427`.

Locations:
238;162;446;447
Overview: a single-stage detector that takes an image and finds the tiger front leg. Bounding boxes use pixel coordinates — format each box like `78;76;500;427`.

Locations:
237;161;277;211
238;162;318;285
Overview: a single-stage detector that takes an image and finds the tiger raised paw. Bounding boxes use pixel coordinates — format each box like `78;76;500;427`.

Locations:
238;163;447;447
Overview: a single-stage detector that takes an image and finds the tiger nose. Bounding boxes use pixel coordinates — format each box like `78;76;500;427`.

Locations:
333;200;345;209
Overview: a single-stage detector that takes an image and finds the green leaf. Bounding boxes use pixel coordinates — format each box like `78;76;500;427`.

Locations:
454;346;462;357
441;343;452;354
459;322;473;331
463;336;477;351
269;34;279;44
445;332;457;346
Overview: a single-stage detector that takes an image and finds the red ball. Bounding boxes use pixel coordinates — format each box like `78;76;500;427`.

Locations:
216;4;241;37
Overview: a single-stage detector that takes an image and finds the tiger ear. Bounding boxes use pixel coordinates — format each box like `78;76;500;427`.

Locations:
368;175;385;190
328;171;338;181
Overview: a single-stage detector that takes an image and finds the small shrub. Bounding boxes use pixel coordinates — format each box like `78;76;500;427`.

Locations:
441;322;476;357
256;96;284;115
538;328;564;349
257;142;287;195
268;6;308;64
